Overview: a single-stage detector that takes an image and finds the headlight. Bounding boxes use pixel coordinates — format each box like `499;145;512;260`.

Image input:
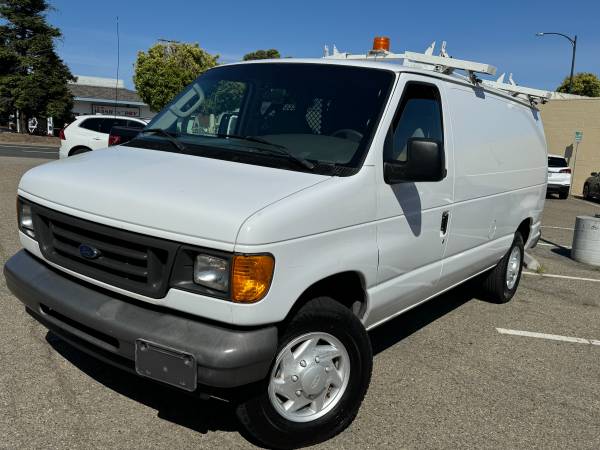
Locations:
170;247;274;302
17;198;36;239
193;254;229;292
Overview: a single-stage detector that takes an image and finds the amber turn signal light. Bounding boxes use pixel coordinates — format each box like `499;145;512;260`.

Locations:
231;254;275;303
372;36;390;52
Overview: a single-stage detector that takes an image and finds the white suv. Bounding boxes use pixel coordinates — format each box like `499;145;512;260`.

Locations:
547;154;572;199
59;115;147;158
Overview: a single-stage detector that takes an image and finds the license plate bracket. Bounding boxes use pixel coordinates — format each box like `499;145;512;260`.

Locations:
135;339;197;391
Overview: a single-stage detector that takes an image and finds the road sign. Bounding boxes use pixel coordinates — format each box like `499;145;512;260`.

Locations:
575;131;583;142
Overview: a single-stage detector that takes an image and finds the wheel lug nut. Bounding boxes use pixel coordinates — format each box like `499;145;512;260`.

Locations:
325;367;330;372
300;360;307;367
295;390;302;397
292;375;298;382
315;357;320;363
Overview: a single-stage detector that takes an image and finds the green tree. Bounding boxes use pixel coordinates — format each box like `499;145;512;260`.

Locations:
242;49;280;61
0;0;75;132
134;42;219;111
201;80;245;115
556;72;600;97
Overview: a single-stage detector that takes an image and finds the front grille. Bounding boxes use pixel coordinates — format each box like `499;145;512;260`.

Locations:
32;203;178;298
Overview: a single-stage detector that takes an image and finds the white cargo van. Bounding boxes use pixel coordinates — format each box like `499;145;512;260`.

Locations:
4;40;547;448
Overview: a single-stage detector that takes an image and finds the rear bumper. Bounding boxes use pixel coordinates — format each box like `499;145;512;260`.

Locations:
3;250;278;389
547;183;570;193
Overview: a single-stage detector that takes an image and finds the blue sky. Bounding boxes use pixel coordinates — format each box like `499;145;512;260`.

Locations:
47;0;599;91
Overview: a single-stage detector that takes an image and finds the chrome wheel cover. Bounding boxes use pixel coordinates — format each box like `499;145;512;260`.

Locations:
268;332;350;423
506;246;521;290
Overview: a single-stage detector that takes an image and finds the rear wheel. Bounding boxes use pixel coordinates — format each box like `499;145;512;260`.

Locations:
558;190;569;199
236;297;372;449
481;232;524;303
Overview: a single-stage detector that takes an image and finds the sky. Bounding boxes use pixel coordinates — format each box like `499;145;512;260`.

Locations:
46;0;600;91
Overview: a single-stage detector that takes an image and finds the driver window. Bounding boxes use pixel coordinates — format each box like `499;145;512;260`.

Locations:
386;83;443;162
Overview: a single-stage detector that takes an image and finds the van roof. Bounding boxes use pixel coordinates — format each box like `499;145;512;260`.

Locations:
225;58;540;109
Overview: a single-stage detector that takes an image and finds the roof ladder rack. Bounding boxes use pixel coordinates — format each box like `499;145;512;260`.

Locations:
323;40;551;105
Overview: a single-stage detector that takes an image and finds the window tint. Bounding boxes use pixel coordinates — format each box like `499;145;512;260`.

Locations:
127;120;145;129
385;83;443;162
143;63;394;174
548;156;568;168
79;118;103;132
98;118;128;134
79;117;130;134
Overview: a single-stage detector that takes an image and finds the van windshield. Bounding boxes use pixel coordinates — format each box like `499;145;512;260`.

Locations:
132;63;395;175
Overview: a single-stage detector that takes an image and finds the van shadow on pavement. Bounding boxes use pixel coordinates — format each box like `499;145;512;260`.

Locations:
46;332;240;435
45;281;481;441
369;282;477;355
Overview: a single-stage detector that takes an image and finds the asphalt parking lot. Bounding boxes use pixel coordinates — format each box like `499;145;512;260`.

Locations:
1;154;599;449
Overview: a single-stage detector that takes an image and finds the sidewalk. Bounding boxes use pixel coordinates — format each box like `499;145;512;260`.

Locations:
0;131;60;148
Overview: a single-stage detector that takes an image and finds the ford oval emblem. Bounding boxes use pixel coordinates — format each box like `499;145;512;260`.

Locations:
79;244;101;259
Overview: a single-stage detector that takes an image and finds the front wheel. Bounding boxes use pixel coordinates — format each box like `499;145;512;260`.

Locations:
236;297;372;449
480;232;524;303
583;184;590;200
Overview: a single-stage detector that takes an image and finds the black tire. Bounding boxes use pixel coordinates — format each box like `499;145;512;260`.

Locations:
236;297;372;449
69;147;91;156
583;184;590;200
481;232;524;303
558;190;569;199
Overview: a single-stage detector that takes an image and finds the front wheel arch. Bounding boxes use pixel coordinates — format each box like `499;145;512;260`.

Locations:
284;271;368;325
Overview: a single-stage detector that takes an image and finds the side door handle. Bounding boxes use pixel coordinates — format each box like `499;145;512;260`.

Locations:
440;211;450;235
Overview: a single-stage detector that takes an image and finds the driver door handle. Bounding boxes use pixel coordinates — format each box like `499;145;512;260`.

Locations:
440;211;450;235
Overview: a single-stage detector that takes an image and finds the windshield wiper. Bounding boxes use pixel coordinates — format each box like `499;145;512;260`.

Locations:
217;134;314;170
141;128;186;152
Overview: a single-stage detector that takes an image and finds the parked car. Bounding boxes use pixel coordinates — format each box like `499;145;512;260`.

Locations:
5;42;547;448
583;171;600;201
59;115;147;158
546;154;571;199
108;125;144;146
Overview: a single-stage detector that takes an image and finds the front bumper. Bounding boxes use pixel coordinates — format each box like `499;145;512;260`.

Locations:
4;250;278;389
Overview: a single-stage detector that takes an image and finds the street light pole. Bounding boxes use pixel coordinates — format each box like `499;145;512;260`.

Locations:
536;32;577;93
568;35;577;93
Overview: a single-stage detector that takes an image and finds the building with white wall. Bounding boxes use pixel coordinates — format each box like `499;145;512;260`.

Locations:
69;76;154;119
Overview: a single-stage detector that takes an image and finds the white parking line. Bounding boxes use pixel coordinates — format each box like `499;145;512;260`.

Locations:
541;226;574;231
496;328;600;346
523;271;600;283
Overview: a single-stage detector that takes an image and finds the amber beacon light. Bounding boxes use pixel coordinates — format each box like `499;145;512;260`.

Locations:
231;254;275;303
372;36;390;52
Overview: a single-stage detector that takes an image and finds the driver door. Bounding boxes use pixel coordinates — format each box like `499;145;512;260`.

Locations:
368;75;454;327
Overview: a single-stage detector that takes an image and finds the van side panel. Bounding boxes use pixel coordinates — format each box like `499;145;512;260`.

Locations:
439;87;547;288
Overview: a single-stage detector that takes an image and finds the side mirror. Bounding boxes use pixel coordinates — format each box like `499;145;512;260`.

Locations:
384;137;446;184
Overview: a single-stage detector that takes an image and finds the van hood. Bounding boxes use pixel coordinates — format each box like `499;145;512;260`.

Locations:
18;146;328;246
